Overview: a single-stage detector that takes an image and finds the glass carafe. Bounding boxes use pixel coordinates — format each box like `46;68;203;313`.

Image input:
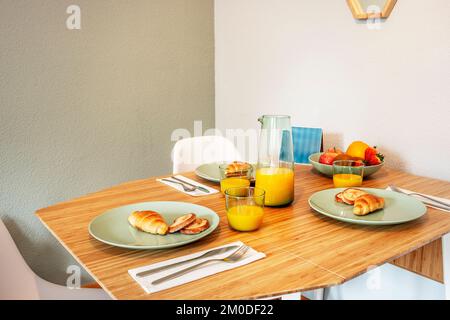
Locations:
255;115;295;206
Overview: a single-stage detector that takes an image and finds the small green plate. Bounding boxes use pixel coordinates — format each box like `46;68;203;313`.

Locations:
195;162;256;183
88;201;219;249
308;188;426;225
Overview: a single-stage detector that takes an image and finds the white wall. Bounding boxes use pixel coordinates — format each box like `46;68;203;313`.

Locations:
0;0;214;284
215;0;450;180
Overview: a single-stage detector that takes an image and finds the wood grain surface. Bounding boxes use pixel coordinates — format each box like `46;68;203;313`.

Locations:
36;166;450;299
392;239;443;282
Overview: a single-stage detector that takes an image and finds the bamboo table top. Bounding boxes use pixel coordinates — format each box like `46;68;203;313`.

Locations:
36;166;450;300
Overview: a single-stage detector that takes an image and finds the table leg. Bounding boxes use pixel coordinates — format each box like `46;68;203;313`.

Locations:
313;288;324;300
443;233;450;300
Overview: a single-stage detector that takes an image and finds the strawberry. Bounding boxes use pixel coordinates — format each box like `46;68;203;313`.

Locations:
364;146;384;166
367;154;383;165
364;147;376;161
319;152;338;165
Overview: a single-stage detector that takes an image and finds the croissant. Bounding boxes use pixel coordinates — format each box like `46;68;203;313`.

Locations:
128;211;168;235
353;194;385;216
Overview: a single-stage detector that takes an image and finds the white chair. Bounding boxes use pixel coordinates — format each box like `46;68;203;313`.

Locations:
0;218;110;300
172;135;242;174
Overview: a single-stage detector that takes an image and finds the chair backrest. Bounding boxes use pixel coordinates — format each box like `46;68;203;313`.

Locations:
172;136;242;174
0;218;40;299
292;127;323;164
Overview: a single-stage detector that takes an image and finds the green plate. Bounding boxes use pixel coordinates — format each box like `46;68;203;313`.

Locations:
195;162;256;183
308;188;426;225
88;201;220;249
308;152;384;178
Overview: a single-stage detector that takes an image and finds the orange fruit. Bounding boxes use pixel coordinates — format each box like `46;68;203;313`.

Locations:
346;141;369;160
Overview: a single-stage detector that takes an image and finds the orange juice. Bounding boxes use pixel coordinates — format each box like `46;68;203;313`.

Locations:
255;167;294;206
227;205;264;231
333;173;363;188
220;177;250;194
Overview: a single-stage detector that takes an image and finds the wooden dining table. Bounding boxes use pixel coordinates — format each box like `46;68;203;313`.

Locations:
35;166;450;300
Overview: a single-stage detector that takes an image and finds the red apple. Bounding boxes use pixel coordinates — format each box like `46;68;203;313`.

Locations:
319;152;338;165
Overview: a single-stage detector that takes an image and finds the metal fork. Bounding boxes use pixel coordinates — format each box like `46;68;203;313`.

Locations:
389;185;450;209
161;178;196;192
151;245;250;285
136;245;239;278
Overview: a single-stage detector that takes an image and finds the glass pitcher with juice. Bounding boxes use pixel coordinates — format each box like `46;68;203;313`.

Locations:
255;115;295;206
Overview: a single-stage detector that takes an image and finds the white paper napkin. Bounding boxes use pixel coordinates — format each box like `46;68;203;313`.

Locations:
157;175;219;197
386;186;450;213
128;241;265;294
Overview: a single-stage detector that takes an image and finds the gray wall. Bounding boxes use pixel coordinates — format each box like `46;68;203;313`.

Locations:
0;0;214;284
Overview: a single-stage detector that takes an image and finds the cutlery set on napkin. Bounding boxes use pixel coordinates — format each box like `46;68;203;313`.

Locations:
388;185;450;212
157;175;218;196
129;241;265;294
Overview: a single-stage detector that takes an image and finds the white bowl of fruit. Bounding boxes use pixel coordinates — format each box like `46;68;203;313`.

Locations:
308;141;385;178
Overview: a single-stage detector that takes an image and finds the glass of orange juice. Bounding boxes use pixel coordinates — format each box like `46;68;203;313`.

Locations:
225;187;265;231
255;166;294;206
333;160;364;188
219;163;252;194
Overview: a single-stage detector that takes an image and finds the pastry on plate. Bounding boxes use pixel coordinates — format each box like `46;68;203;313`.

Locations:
353;194;385;216
180;218;210;235
335;192;345;203
169;213;197;233
128;211;169;235
225;161;252;178
335;188;385;216
336;188;368;205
